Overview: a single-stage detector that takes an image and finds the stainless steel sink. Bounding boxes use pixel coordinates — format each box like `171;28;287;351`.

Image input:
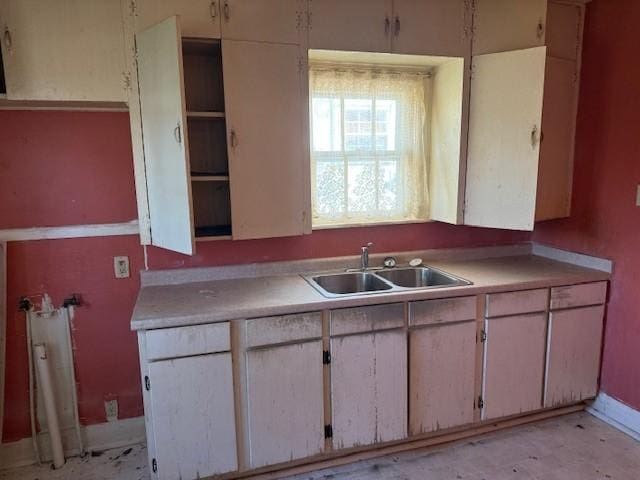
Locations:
308;272;393;297
304;265;471;298
376;267;470;289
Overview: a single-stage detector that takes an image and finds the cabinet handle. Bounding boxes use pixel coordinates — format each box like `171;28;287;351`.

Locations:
174;123;182;144
384;16;390;36
3;27;12;50
223;1;230;21
210;0;218;19
531;125;540;148
230;130;238;148
394;16;400;37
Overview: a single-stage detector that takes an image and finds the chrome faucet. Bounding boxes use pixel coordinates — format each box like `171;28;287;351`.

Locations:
361;242;373;270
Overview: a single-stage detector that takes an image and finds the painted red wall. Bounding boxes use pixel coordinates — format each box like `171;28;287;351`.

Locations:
534;1;640;410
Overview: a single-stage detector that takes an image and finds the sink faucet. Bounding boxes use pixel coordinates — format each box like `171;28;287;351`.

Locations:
361;242;373;270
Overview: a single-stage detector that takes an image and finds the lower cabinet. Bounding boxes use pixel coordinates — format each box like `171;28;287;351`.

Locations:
482;313;547;420
148;353;237;479
544;304;605;407
330;304;407;449
246;341;325;468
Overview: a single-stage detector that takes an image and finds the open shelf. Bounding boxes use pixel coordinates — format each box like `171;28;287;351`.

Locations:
192;181;232;239
187;116;228;176
182;38;225;113
195;225;232;238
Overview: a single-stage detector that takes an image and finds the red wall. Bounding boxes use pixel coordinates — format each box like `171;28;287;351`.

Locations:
534;1;640;410
1;110;529;442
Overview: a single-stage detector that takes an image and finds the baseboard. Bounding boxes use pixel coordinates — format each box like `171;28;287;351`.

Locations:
587;393;640;441
0;416;145;470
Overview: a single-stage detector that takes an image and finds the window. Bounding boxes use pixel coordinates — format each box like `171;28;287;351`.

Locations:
310;64;429;227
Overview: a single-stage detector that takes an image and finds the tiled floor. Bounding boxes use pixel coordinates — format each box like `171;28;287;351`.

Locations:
2;412;639;480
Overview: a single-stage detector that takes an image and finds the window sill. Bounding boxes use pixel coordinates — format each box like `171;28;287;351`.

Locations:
312;218;432;231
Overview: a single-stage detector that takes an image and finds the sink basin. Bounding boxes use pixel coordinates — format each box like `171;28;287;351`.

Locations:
376;267;470;289
308;272;393;297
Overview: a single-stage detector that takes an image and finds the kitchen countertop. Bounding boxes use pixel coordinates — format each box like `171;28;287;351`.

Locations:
131;252;610;331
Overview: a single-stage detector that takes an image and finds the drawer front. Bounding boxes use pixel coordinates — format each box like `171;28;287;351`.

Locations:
146;322;230;361
485;289;549;318
550;282;607;310
410;296;476;327
245;312;322;348
330;303;404;336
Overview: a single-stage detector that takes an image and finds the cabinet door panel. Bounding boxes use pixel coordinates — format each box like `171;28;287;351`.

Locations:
472;0;547;55
246;342;325;468
221;0;305;44
0;0;125;102
465;47;546;231
309;0;392;53
223;40;308;239
149;353;237;479
137;17;195;255
135;0;221;37
482;313;546;420
545;306;604;407
410;321;476;435
392;0;470;57
331;330;407;449
536;57;578;221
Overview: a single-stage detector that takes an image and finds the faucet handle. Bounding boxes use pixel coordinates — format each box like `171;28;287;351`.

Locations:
362;242;373;250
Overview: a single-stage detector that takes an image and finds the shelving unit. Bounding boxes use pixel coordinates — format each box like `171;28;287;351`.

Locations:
182;38;232;240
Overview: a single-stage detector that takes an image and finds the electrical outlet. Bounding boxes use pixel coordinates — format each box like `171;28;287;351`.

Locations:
105;399;118;422
113;256;130;279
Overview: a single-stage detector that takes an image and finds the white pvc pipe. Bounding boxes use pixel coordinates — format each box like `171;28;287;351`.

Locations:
62;307;84;456
33;343;65;469
25;311;41;464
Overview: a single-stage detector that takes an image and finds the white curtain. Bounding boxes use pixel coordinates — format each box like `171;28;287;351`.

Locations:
310;64;428;227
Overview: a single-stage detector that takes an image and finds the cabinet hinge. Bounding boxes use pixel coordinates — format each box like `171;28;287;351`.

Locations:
307;10;312;30
477;395;484;409
145;375;151;391
322;350;331;365
480;330;487;343
324;424;333;439
129;0;137;17
151;458;157;473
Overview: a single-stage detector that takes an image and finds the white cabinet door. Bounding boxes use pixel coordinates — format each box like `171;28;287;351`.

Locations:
482;313;547;420
472;0;547;55
222;40;309;239
308;0;392;53
221;0;305;44
391;0;470;57
148;353;237;479
246;342;325;468
544;305;604;408
0;0;126;102
331;330;407;449
134;0;221;38
137;17;195;255
409;321;477;435
465;47;546;231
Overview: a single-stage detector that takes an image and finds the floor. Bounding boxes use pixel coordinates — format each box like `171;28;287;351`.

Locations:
1;412;638;480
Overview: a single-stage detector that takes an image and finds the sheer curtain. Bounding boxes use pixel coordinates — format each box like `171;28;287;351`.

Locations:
310;64;428;227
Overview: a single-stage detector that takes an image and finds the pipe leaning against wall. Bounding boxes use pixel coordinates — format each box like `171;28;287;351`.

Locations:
33;343;65;469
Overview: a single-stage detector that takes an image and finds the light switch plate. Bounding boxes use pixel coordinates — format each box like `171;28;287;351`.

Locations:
636;185;640;207
114;256;130;279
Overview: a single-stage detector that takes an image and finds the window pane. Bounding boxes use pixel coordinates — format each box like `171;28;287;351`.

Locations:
312;97;341;152
315;159;345;215
378;160;399;212
347;158;376;213
344;99;373;152
375;100;397;152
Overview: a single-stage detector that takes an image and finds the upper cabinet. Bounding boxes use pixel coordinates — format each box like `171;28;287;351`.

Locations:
134;0;222;38
308;0;471;57
0;0;127;102
472;0;547;55
220;0;306;44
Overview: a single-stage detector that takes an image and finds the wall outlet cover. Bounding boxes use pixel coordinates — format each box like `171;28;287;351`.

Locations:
113;256;130;279
105;399;118;422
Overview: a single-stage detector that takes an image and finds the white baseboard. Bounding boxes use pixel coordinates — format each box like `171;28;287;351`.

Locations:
587;393;640;441
0;416;145;470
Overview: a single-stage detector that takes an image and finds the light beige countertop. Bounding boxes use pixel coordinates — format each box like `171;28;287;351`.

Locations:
131;246;611;330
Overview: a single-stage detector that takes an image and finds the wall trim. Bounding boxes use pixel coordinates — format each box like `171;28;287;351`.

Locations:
532;243;614;273
587;393;640;441
0;416;145;470
0;220;140;242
